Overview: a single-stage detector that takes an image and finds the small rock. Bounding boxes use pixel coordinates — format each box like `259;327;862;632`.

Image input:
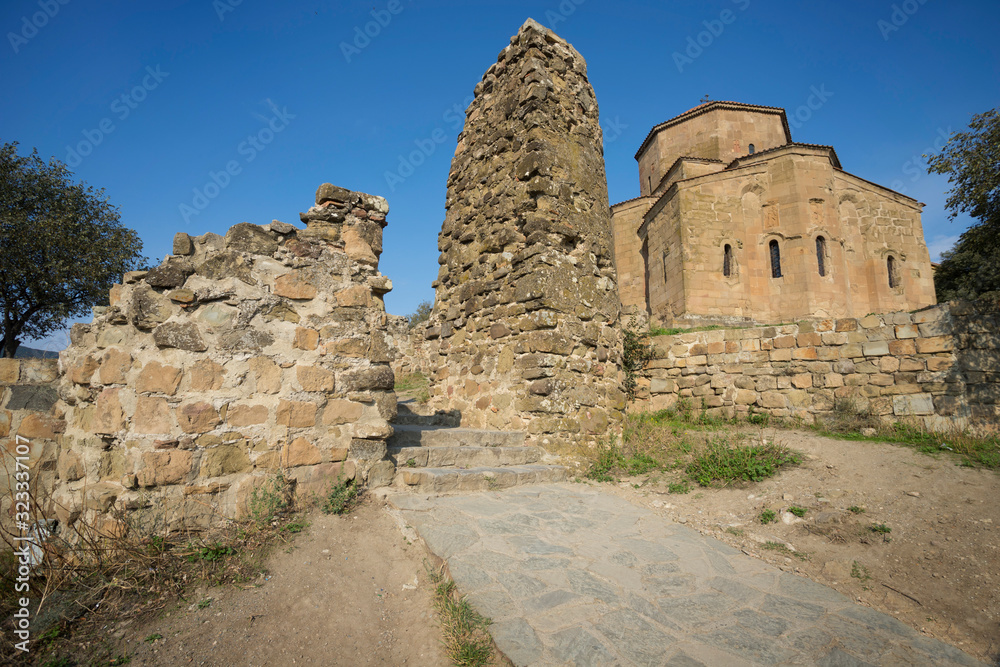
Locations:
906;491;921;497
270;219;296;234
861;427;877;436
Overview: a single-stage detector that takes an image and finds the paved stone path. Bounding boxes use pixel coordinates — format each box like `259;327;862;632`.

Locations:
389;484;984;667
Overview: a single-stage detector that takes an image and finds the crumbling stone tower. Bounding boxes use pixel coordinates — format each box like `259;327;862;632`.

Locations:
419;19;624;455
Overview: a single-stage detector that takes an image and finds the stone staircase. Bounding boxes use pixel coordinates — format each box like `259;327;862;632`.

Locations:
388;402;567;492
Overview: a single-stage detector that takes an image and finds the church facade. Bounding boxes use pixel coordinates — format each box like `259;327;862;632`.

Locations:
610;101;937;326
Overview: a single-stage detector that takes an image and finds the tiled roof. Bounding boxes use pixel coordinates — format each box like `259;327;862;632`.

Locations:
610;195;654;208
724;142;841;170
634;101;793;160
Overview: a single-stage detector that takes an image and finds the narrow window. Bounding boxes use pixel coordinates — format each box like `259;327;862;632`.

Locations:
723;244;733;277
816;236;826;276
748;143;756;155
887;255;898;288
769;240;782;278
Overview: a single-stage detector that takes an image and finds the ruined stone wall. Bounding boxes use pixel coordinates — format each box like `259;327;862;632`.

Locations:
635;296;1000;433
417;19;624;455
0;359;60;501
47;184;396;535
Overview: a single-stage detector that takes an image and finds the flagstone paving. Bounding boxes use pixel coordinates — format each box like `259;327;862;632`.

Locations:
388;484;984;667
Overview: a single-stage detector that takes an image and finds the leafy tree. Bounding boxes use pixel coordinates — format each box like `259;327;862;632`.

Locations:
407;300;433;328
0;142;145;357
926;108;1000;301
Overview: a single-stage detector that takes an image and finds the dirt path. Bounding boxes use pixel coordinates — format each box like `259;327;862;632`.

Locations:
602;428;1000;663
118;498;447;666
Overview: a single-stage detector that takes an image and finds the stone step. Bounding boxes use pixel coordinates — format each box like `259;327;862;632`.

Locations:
394;402;461;427
389;445;543;469
395;464;567;492
388;424;525;448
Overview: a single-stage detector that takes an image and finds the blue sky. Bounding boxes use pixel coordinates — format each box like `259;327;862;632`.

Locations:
3;0;998;350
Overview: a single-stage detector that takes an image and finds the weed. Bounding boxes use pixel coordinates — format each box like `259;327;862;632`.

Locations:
667;481;691;494
869;523;892;534
109;656;132;666
747;405;770;426
686;438;801;486
623;452;662;476
197;598;212;610
282;521;308;534
851;560;872;584
405;458;417;467
622;314;654;401
788;506;807;518
725;526;744;537
428;567;494;667
186;542;235;563
248;471;292;527
847;505;865;514
144;633;163;643
585;437;622;482
321;475;360;515
759;509;777;524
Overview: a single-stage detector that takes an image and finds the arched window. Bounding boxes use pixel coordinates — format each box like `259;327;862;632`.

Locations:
816;236;827;276
769;240;782;278
748;143;755;155
723;244;733;276
887;255;898;288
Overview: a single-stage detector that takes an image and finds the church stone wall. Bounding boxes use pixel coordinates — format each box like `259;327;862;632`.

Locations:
29;185;397;537
639;146;936;327
416;19;625;456
637;105;789;197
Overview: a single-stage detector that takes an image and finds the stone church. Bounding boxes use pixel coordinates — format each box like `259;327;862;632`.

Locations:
611;101;937;326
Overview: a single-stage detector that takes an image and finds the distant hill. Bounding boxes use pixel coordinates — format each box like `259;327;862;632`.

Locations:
13;346;60;359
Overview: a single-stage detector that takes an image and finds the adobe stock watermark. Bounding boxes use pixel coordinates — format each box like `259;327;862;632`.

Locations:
787;85;833;130
383;95;473;192
64;65;170;168
673;0;751;73
541;0;587;29
179;101;295;224
11;435;33;653
889;125;952;195
878;0;931;41
7;0;71;54
340;0;407;63
214;0;243;21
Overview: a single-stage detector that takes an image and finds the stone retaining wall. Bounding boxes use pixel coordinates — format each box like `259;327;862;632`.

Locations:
0;358;60;501
34;184;397;536
634;295;1000;433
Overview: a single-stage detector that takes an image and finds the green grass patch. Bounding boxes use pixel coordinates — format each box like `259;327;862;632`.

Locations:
788;506;807;518
847;505;865;514
759;509;777;524
869;523;892;535
812;398;1000;470
686;438;801;487
667;481;691;494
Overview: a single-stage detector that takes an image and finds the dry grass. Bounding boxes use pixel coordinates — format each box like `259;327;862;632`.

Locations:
428;566;495;667
0;464;310;665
